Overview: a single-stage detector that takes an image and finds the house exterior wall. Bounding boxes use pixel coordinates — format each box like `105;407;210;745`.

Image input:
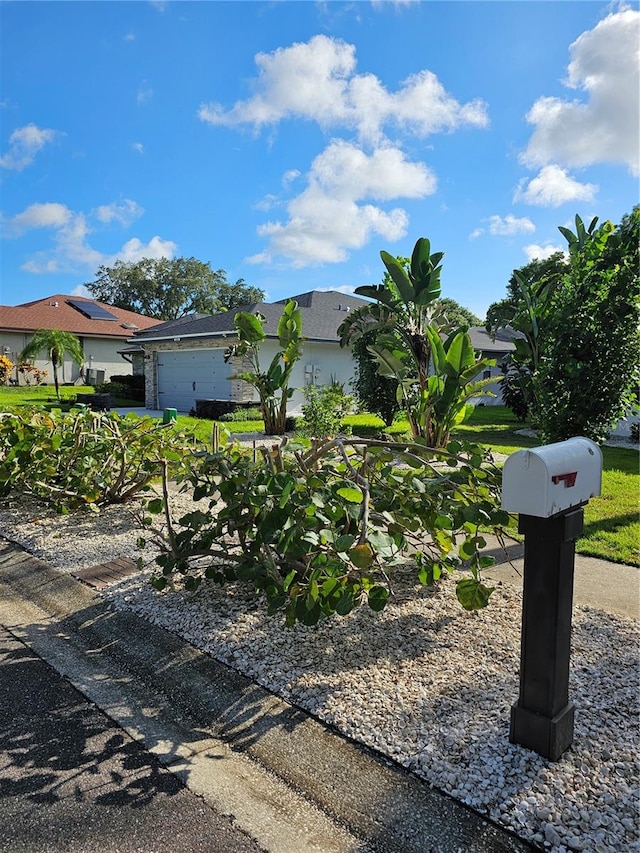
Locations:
141;336;357;412
471;361;509;406
141;334;513;413
280;340;356;411
0;330;133;386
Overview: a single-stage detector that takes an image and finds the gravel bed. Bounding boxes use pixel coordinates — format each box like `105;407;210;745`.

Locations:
0;489;638;853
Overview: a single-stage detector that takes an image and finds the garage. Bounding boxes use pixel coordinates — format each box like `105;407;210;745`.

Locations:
157;349;230;412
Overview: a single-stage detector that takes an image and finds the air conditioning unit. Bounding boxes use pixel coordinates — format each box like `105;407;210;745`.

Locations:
85;368;106;386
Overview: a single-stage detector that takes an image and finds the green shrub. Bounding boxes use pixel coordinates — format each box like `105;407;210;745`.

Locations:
145;435;510;625
95;381;128;398
219;406;263;422
98;374;145;402
0;407;202;511
298;384;354;439
109;373;145;391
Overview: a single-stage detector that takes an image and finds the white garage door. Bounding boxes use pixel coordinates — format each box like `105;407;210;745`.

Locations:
157;349;230;412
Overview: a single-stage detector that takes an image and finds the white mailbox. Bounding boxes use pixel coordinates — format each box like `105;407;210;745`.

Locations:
502;437;602;518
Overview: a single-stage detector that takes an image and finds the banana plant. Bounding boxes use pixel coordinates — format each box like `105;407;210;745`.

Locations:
340;236;492;446
225;300;303;435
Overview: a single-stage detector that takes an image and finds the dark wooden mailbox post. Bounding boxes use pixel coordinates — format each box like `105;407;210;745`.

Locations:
501;437;602;761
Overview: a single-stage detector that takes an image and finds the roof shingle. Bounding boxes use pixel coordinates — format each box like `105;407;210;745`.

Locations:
0;294;161;338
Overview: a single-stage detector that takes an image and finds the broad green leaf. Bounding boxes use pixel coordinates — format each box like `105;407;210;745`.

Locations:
234;311;267;344
368;346;408;382
349;543;374;568
335;533;356;552
456;577;494;611
336;589;355;616
380;251;414;304
368;586;389;612
336;486;364;503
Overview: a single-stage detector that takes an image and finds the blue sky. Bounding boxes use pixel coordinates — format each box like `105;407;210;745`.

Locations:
1;1;638;320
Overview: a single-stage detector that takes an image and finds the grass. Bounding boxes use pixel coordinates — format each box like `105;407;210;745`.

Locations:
454;406;639;567
0;385;86;406
0;385;142;410
2;389;637;566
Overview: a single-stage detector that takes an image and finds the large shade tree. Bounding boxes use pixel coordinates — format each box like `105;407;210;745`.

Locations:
85;257;265;320
20;329;85;399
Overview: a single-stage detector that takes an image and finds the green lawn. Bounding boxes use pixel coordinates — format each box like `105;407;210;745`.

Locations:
2;390;637;566
453;406;639;567
0;385;87;407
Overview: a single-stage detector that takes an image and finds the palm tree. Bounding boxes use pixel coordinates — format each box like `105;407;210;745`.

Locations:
20;329;85;399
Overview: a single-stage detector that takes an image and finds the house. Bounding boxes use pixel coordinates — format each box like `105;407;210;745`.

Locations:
0;294;162;386
132;291;366;413
467;326;520;406
132;290;517;414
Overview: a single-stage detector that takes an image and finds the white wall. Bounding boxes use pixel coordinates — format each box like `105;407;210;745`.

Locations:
259;339;356;412
0;331;132;385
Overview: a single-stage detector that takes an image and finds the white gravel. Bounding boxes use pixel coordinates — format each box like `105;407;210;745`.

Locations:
0;487;638;853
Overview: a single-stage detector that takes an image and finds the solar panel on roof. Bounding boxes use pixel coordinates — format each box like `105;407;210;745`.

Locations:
67;299;118;321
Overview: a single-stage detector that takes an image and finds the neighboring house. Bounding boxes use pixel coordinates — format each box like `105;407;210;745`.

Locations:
467;326;519;406
0;294;161;386
132;290;517;414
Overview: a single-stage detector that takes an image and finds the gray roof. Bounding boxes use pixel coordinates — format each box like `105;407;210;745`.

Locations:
468;326;519;353
132;291;368;343
131;290;518;355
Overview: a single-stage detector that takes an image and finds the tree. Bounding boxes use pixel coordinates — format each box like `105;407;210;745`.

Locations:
224;300;303;435
535;210;640;442
485;253;568;421
485;253;568;335
339;238;495;447
351;330;401;425
20;329;85;399
436;297;481;328
85;257;265;320
348;260;479;427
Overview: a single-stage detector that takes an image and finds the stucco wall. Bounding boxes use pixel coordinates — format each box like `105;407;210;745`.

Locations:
0;331;132;386
142;336;357;412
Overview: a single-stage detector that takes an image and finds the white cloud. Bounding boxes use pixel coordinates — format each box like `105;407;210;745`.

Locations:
70;284;91;297
253;194;280;212
124;33;136;41
282;169;300;186
8;202;72;235
94;199;144;227
199;34;488;144
203;34;488;266
514;164;598;207
317;284;357;295
0;124;59;171
116;236;177;263
523;243;565;262
7;199;175;274
469;228;484;240
487;214;536;236
248;140;435;266
521;8;640;175
132;142;145;154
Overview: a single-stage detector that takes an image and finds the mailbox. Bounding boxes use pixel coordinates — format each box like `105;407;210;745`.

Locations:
502;437;602;518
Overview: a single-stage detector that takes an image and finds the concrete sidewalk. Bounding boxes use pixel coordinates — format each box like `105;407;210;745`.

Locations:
0;539;535;853
480;534;639;620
